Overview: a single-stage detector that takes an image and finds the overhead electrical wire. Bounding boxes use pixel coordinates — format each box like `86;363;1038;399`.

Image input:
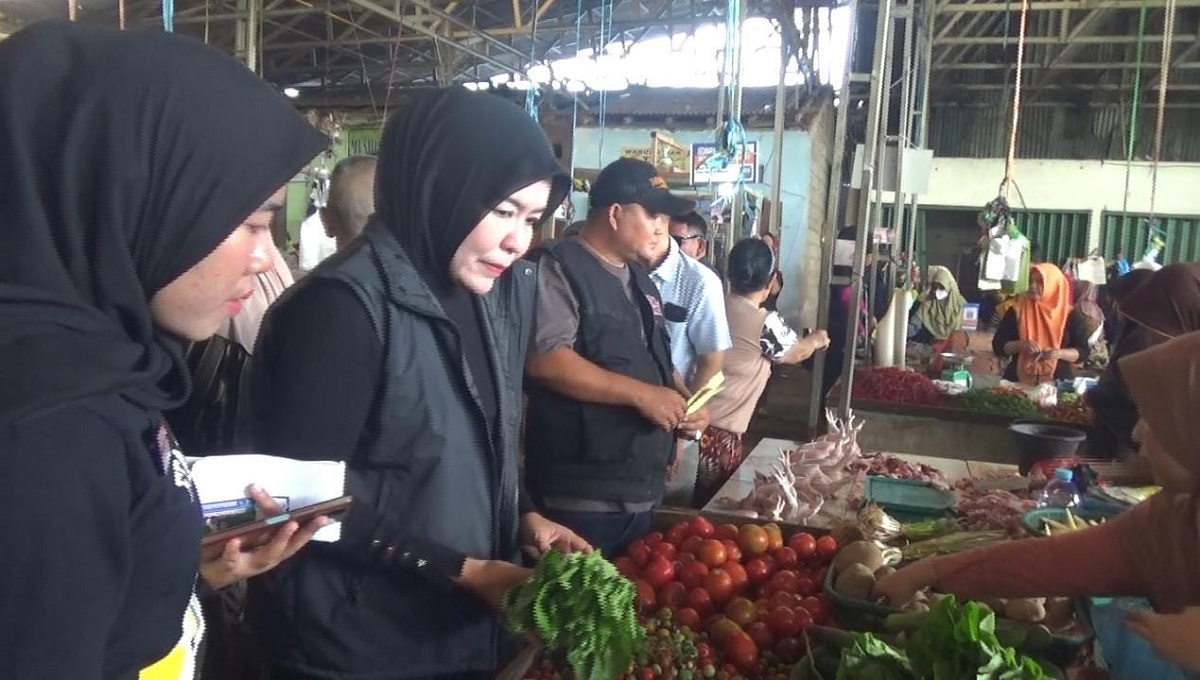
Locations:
1121;2;1148;216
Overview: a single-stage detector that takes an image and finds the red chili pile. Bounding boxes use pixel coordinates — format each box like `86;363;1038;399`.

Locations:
851;367;945;406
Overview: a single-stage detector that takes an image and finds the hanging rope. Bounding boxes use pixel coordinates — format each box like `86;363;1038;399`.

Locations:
568;0;585;183
67;0;77;21
595;0;615;166
118;0;127;29
162;0;175;32
525;0;541;121
1121;3;1148;215
1000;0;1030;199
1148;0;1176;224
204;0;211;43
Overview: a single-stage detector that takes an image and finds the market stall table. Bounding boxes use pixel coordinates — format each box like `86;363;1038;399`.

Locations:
703;437;1018;530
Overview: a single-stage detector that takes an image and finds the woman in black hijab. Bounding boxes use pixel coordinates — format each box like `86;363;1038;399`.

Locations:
0;21;327;678
246;88;587;680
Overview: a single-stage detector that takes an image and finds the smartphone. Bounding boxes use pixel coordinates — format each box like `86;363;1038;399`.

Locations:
200;495;353;558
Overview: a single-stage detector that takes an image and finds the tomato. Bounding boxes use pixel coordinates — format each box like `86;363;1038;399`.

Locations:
639;667;656;680
788;532;817;560
679;561;710;589
643;556;676;588
652;542;678;561
766;607;800;638
745;620;775;650
690;515;716;539
724;562;750;594
686;586;714;616
655;581;687;610
681;535;705;557
770;570;800;594
679;551;698;566
724;596;758;627
774;637;805;664
756;582;776;600
721;539;743;564
708;616;743;644
744;557;774;585
769;591;799;611
698;539;728;568
724;631;759;672
644;531;664;547
627;539;652;567
634;580;656;612
715;523;740;542
704;568;736;604
815;535;838;563
772;547;799;570
793;606;815;633
813;566;829;588
613;556;640;580
754;598;772;619
667;522;690;546
675;606;702;631
737;524;770;557
762;523;784;552
799;596;829;624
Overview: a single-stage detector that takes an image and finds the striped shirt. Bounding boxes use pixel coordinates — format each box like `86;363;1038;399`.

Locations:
650;237;732;384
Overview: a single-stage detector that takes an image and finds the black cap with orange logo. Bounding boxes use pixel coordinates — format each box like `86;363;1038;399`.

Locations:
589;157;696;218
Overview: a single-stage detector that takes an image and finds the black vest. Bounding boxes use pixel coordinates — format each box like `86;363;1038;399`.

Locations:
525;238;675;505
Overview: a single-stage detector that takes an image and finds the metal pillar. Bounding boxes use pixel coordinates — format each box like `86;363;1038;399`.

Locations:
767;38;788;238
234;0;261;73
905;0;935;274
837;0;896;419
806;1;859;430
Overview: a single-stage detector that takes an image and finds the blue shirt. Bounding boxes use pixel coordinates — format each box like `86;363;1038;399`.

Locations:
650;237;731;384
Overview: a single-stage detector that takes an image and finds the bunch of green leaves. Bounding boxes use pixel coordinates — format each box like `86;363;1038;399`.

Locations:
954;390;1040;417
905;595;1047;680
503;550;645;680
836;633;915;680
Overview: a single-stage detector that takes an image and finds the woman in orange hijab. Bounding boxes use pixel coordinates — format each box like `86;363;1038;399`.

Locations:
992;263;1092;384
876;329;1200;671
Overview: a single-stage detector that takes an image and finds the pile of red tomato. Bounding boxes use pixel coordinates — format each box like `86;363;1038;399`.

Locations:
613;516;840;679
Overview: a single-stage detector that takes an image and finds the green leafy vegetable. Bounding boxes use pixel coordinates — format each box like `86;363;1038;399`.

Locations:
906;595;1047;680
503;550;645;680
836;633;915;680
831;597;1048;680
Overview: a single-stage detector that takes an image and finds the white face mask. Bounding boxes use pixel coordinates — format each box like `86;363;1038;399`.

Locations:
934;289;949;301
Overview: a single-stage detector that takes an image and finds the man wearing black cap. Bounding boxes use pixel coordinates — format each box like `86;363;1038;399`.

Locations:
524;158;709;555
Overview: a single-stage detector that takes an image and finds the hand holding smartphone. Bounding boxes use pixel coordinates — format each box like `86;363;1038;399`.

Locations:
200;495;353;562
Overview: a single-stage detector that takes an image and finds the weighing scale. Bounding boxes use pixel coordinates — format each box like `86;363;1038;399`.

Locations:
936;352;974;389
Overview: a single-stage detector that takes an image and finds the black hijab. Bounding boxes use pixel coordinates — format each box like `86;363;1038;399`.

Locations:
0;21;327;424
373;88;570;290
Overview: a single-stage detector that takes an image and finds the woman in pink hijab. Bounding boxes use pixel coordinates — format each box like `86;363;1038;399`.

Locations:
876;329;1200;671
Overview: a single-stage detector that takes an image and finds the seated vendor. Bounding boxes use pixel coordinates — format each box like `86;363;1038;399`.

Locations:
876;329;1200;673
908;265;967;351
992;263;1091;385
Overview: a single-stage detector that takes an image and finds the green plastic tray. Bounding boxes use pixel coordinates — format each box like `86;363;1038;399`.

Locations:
864;476;956;522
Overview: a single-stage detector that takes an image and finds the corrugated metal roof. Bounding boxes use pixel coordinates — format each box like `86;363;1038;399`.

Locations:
592;85;811;119
929;95;1200;161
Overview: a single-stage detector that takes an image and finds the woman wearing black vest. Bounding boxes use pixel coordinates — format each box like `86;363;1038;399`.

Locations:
245;89;587;680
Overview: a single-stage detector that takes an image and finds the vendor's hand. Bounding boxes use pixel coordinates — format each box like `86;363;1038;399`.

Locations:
872;559;937;607
519;512;593;559
806;330;832;352
1126;607;1200;672
1021;340;1043;356
633;384;687;431
199;485;331;590
676;405;709;441
458;558;533;611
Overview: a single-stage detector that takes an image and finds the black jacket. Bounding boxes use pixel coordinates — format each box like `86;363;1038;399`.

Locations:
246;225;534;678
524;239;675;505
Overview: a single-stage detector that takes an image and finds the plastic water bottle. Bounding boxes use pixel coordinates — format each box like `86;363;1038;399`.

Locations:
1038;468;1081;508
